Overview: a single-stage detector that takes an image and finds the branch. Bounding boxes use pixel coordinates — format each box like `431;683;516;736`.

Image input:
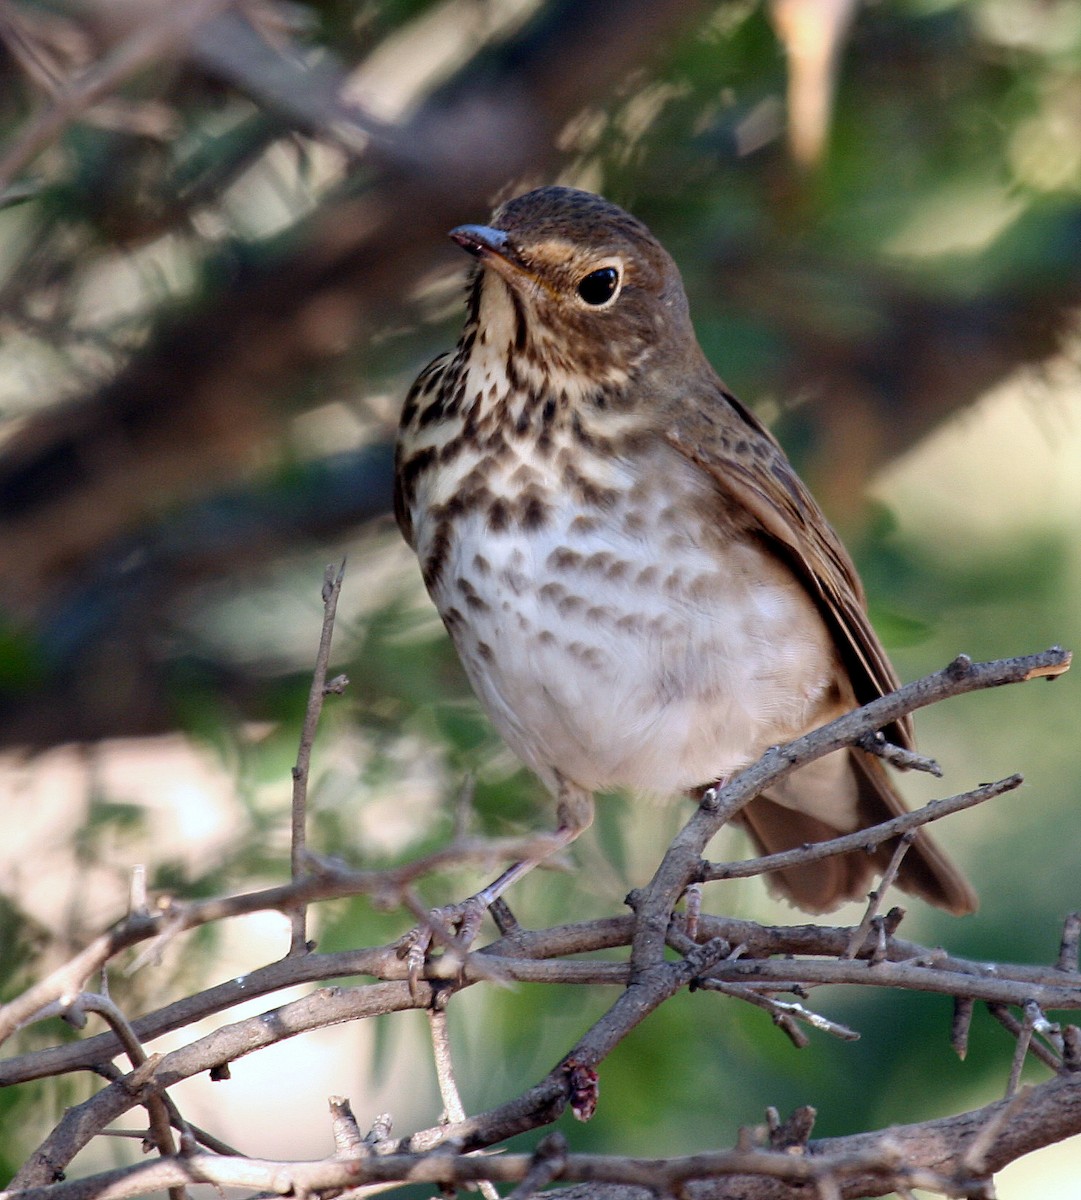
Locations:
428;1004;500;1200
4;1071;1081;1200
2;647;1076;1195
288;559;347;955
4;911;1079;1089
702;776;1020;883
0;825;582;1047
57;994;189;1200
712;649;1068;815
15;902;1077;1191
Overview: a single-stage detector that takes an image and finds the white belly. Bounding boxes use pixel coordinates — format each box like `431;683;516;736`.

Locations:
417;443;836;797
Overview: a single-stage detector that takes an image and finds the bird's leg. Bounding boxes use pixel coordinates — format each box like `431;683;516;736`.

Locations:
397;783;595;989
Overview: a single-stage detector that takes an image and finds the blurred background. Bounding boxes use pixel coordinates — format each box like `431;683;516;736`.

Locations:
0;0;1079;1194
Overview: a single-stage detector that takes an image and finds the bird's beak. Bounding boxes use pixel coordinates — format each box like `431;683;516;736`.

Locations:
449;223;542;292
450;223;559;303
449;224;512;260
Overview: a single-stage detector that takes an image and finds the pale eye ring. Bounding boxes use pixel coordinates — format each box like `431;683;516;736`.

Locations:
576;266;621;306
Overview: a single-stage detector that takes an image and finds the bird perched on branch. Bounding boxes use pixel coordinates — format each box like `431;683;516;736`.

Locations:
395;185;976;920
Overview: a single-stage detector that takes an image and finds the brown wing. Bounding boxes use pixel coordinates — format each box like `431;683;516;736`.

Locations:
662;378;978;914
394;351;454;549
660;380;914;749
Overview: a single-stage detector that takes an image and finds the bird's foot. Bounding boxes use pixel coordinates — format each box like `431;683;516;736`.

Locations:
395;896;488;996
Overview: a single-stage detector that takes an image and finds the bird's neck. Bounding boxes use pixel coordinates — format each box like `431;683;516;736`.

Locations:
450;272;646;432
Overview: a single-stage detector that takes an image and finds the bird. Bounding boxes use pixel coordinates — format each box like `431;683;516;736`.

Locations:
394;184;976;921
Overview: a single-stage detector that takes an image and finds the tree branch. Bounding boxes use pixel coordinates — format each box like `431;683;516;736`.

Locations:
2;645;1077;1197
5;1070;1080;1200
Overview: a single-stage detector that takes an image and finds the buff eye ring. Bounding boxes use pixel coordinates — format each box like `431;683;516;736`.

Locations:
576;266;621;307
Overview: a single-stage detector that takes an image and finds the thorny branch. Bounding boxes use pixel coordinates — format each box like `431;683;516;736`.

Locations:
0;641;1077;1199
1;648;1068;1046
702;775;1020;883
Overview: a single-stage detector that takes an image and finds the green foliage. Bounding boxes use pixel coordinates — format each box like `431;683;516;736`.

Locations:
0;624;46;697
0;896;48;1006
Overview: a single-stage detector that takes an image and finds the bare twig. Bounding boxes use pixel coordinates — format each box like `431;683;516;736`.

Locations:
6;936;1078;1191
633;647;1069;991
843;832;916;959
365;1114;393;1145
56;995;189;1200
0;915;161;1050
695;978;860;1049
698;956;1081;1009
289;558;348;956
175;1122;242;1158
766;1104;817;1150
0;1079;1071;1200
5;914;1079;1093
329;1097;364;1158
111;825;568;981
703;777;1020;883
506;1133;567;1200
857;731;942;777
667;929;856;1047
962;1085;1036;1177
1005;1005;1037;1097
427;1005;499;1200
428;1005;464;1125
0;649;1062;1051
990;1003;1063;1078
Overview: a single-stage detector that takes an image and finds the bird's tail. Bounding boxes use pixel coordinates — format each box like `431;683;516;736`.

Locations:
731;748;977;915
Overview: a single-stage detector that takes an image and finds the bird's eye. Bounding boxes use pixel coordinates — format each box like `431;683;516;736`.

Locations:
576;266;620;306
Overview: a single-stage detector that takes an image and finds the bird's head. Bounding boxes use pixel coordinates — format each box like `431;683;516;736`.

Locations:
450;186;699;391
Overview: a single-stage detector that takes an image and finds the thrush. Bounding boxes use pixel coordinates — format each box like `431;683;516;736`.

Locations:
395;185;976;918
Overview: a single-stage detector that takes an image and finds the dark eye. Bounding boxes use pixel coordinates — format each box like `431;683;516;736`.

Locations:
576;266;620;306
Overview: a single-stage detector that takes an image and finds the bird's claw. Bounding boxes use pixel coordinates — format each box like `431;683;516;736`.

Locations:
396;897;489;997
